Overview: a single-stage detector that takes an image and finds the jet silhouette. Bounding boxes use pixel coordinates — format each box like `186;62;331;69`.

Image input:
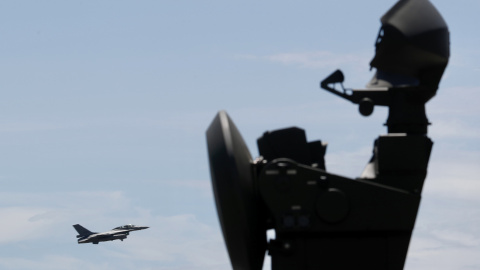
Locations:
73;224;149;244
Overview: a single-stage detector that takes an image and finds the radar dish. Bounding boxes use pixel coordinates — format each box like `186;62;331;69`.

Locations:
206;111;266;270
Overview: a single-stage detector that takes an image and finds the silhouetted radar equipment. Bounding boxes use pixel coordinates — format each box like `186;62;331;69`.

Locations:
206;0;449;269
321;0;449;135
206;111;267;270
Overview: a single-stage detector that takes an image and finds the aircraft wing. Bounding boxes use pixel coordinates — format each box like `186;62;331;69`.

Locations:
82;231;128;242
95;230;129;237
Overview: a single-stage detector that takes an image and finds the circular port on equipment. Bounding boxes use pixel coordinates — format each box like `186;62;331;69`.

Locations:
316;188;349;224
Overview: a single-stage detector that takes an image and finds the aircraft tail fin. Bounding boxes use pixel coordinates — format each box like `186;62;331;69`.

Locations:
73;224;94;236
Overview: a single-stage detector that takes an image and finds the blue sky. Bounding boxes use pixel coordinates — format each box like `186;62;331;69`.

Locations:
0;0;478;269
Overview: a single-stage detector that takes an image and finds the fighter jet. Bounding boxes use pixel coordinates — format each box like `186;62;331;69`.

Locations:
73;224;149;244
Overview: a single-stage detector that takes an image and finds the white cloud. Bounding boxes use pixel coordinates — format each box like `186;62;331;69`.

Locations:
101;213;227;262
325;145;374;178
407;240;480;270
0;122;74;133
0;255;112;270
407;194;480;270
447;48;480;70
430;229;479;247
237;50;371;72
0;207;54;244
430;86;480;115
426;86;480;143
430;119;480;139
0;190;230;270
168;179;213;197
265;51;370;70
424;149;480;202
0;191;131;243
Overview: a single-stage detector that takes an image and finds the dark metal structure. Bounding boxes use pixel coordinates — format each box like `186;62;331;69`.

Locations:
206;0;449;269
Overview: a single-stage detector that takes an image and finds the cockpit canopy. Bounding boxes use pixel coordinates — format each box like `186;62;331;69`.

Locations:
113;224;136;230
